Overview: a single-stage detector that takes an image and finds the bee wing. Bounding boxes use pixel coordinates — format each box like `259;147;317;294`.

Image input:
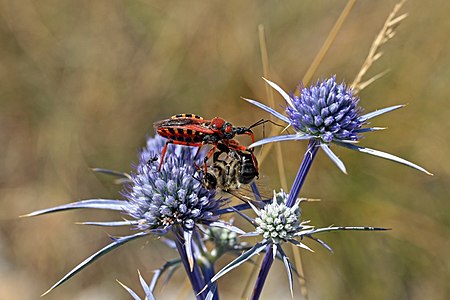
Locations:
242;175;272;199
222;181;273;209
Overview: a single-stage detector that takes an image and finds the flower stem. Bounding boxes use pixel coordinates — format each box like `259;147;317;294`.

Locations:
174;228;205;300
250;244;273;300
200;261;219;300
251;139;320;300
286;139;319;207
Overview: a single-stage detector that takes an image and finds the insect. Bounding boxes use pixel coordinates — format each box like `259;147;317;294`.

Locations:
146;155;159;166
236;148;259;185
154;114;265;171
202;142;259;191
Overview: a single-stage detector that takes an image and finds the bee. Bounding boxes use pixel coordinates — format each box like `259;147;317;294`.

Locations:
237;148;259;185
202;142;259;191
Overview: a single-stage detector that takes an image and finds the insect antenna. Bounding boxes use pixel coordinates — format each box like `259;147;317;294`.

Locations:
247;119;284;130
248;119;286;144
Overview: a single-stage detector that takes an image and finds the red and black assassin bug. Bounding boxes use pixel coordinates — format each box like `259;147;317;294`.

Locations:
153;114;266;171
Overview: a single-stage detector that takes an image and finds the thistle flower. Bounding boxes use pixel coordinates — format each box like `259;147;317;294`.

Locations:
123;135;222;235
208;226;239;249
24;135;241;296
204;220;254;261
244;76;432;175
254;191;304;243
202;190;388;298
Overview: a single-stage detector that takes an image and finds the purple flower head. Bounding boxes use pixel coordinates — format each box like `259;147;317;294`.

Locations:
124;135;221;234
286;76;363;143
25;135;231;296
244;76;431;175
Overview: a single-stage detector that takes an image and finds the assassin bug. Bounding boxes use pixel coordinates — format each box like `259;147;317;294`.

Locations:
153;114;266;171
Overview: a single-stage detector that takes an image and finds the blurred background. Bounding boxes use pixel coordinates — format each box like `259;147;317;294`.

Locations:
1;0;449;299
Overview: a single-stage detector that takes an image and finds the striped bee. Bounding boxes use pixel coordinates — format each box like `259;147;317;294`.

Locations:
202;143;259;191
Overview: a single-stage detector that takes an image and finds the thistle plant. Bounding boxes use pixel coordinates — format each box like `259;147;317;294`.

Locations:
202;190;387;298
23;2;432;300
241;75;431;299
24;82;430;298
24;91;430;298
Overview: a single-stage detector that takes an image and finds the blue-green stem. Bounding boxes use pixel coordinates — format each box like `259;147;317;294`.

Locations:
174;228;206;300
251;139;319;300
286;139;319;207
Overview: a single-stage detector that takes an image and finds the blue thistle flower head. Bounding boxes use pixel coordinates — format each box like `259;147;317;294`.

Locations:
244;76;432;175
286;76;363;143
124;135;221;234
24;135;228;295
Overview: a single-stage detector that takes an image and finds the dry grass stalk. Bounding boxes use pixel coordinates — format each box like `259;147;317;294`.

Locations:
243;2;407;298
258;25;289;192
252;1;359;297
298;0;357;95
254;2;359;297
257;0;356;168
260;24;310;300
240;24;293;300
351;0;408;94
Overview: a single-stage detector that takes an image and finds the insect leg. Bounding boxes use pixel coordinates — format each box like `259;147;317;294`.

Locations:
158;140;173;171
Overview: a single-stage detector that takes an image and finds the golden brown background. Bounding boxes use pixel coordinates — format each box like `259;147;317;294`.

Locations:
1;1;449;299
